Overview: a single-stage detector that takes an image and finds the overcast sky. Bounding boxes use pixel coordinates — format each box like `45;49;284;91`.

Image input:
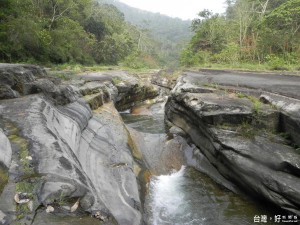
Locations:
118;0;227;20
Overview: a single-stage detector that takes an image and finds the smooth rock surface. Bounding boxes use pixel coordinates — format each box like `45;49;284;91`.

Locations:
0;65;163;225
165;71;300;216
0;129;12;169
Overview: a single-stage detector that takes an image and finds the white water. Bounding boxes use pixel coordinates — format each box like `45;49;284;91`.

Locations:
148;166;204;225
121;103;283;225
146;165;281;225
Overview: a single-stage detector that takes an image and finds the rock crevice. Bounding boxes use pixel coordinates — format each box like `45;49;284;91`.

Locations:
0;65;161;225
165;72;300;216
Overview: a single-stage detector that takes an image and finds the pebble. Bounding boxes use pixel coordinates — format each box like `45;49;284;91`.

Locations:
46;205;54;213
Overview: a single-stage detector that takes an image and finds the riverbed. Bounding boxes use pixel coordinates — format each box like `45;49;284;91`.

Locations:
122;102;285;225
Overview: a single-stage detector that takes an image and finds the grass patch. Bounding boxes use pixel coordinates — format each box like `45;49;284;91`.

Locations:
112;77;123;85
0;169;8;195
89;65;113;71
16;181;35;193
248;96;262;114
8;135;28;158
15;180;35;220
236;92;245;98
158;69;183;79
184;62;300;73
236;121;258;139
253;101;261;114
202;82;219;89
51;63;86;72
58;192;66;206
51;72;72;81
16;204;30;220
217;122;258;139
279;132;291;139
8;135;34;175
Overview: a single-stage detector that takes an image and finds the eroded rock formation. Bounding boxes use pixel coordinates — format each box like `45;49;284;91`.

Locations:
165;71;300;216
0;64;159;225
1;65;299;224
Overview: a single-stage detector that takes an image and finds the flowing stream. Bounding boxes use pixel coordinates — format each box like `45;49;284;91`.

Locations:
122;102;284;225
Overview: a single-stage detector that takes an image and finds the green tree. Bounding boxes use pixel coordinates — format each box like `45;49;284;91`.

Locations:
259;0;300;54
190;11;228;54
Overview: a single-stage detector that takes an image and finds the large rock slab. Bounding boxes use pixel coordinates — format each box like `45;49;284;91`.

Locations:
0;64;47;99
75;71;159;111
0;65;162;225
165;73;300;216
0;94;142;224
79;103;142;225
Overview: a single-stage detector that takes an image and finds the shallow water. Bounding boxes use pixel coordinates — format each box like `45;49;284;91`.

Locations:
121;103;285;225
145;166;284;225
121;113;165;134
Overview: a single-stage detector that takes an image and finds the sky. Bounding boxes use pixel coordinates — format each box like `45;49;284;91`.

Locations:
118;0;227;20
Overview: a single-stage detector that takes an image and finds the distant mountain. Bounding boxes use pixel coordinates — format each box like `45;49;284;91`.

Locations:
99;0;192;43
98;0;193;66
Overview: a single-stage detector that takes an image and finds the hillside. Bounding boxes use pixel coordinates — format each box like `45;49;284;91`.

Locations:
107;0;192;42
99;0;193;66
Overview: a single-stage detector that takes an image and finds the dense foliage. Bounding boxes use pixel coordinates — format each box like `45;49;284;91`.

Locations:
99;0;192;67
0;0;161;67
181;0;300;70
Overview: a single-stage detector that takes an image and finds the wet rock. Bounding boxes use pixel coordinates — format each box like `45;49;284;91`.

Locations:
184;144;239;193
165;74;300;216
131;104;151;115
169;126;186;137
127;125;186;175
61;205;71;211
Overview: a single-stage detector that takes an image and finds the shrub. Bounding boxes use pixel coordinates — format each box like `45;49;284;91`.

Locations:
214;42;240;65
265;55;287;70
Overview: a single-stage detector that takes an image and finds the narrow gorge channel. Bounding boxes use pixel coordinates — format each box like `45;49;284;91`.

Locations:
0;65;299;225
121;102;285;225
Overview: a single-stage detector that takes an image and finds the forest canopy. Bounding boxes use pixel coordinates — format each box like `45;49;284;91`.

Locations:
180;0;300;70
0;0;163;67
1;0;299;70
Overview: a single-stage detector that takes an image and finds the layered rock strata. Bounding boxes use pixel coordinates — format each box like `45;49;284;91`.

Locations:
165;73;300;216
0;64;159;225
